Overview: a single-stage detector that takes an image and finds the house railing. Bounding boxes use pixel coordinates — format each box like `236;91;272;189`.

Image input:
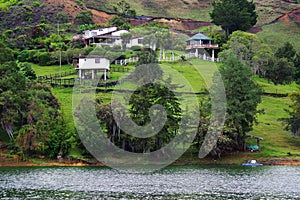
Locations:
185;53;219;62
186;44;219;50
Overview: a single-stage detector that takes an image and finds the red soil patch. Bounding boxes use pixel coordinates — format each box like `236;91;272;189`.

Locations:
272;7;300;26
89;9;115;24
249;7;300;34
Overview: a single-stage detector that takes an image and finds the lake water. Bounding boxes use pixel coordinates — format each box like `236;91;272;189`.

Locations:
0;166;300;199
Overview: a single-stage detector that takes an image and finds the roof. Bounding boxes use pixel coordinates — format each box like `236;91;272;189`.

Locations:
77;55;110;59
187;33;212;41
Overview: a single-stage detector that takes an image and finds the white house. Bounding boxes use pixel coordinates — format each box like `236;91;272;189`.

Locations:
186;33;219;62
83;27;144;48
75;55;110;80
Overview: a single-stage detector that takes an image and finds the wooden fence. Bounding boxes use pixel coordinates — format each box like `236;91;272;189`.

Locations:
38;71;77;81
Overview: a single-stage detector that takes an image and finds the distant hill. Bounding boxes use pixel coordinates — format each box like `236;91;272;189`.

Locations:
0;0;299;30
0;0;299;44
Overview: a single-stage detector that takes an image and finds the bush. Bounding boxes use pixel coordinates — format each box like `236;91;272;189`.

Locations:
33;1;40;7
36;52;52;66
130;45;142;51
50;51;69;65
18;50;30;62
18;50;40;63
110;45;123;52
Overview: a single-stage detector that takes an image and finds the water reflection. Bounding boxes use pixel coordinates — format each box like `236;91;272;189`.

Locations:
0;166;299;199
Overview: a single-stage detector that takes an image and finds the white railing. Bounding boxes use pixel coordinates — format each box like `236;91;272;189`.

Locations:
186;44;219;50
114;57;139;65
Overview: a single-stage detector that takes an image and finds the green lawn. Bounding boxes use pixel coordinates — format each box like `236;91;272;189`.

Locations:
251;96;300;157
31;63;75;77
254;76;299;95
32;59;300;160
52;87;75;136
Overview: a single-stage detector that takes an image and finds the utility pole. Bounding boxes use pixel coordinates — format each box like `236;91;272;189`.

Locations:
58;21;62;85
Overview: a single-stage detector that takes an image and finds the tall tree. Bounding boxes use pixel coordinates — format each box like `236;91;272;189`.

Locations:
294;53;300;80
75;11;94;25
210;0;257;38
282;86;300;136
109;0;136;30
219;55;262;150
113;0;136;18
120;32;132;51
219;31;273;76
265;57;295;85
275;42;296;62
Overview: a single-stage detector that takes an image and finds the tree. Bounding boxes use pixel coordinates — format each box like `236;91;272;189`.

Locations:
218;55;262;150
18;62;36;80
275;42;300;81
132;48;163;84
109;0;136;29
75;11;94;25
294;53;300;80
275;42;296;62
210;0;257;38
139;26;170;59
265;57;295;85
0;62;70;158
113;0;136;18
219;31;273;76
120;32;132;50
0;42;15;63
108;16;130;30
282;86;300;136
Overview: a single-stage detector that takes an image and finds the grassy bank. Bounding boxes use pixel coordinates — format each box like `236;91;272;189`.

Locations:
31;59;300;165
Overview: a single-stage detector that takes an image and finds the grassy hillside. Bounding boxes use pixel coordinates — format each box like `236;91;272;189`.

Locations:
257;21;300;52
84;0;299;25
32;59;300;161
0;0;299;34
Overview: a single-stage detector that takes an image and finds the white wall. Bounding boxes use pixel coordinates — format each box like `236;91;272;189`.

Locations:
112;30;129;37
78;57;110;70
84;27;117;39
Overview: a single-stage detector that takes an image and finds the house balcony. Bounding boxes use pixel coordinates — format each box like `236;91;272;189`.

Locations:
186;44;219;50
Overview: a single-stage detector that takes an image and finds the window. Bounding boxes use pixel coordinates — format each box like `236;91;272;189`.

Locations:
95;58;100;63
138;39;143;44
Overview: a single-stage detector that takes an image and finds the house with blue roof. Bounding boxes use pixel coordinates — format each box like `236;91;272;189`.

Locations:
186;33;219;62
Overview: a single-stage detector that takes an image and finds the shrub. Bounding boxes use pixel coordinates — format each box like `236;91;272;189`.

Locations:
33;1;40;7
130;45;142;51
50;51;69;65
18;50;41;63
36;52;52;66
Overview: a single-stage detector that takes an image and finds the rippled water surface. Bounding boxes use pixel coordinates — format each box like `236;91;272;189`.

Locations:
0;166;300;199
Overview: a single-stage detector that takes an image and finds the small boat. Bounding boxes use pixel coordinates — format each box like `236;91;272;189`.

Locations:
242;160;263;167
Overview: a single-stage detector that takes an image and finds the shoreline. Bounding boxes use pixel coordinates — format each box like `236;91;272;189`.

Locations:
2;157;300;167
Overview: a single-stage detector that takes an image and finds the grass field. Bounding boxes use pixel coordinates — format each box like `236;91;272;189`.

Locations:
32;59;300;161
257;21;300;52
31;63;75;77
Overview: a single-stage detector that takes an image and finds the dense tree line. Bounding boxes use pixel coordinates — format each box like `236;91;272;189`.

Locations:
0;43;70;159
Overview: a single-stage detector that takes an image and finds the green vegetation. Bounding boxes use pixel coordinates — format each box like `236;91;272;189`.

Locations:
217;56;262;151
210;0;257;37
0;0;300;164
257;22;300;52
31;64;74;76
0;60;71;159
282;87;300;137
